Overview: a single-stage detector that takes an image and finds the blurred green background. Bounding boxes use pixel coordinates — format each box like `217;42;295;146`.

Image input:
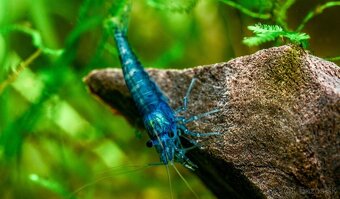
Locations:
0;0;339;198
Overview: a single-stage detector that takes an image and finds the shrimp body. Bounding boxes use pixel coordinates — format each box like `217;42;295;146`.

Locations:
114;31;169;115
113;27;219;170
114;29;182;165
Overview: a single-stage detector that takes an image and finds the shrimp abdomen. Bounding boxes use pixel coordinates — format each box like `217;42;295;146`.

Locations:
113;30;167;115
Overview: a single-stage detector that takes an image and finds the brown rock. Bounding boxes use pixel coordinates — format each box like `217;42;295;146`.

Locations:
84;45;340;199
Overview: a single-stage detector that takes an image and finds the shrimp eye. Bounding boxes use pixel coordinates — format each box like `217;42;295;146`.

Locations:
168;131;174;138
146;140;153;148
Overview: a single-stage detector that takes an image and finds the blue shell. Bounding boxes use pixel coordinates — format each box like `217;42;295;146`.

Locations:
113;28;219;170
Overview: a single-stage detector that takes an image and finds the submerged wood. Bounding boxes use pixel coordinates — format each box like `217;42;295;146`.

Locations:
84;45;340;199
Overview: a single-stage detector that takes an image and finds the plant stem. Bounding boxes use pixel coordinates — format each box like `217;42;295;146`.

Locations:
326;56;340;62
296;1;340;31
0;49;41;94
219;0;271;19
274;0;295;30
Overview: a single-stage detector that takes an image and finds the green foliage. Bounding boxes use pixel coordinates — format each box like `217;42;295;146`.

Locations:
105;0;131;34
0;0;219;198
29;174;74;199
237;0;274;11
326;56;340;62
147;0;198;12
243;23;310;47
221;0;339;60
296;1;340;31
0;25;63;56
219;0;271;19
272;0;296;29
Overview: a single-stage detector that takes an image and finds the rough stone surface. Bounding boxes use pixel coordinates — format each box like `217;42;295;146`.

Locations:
84;45;340;199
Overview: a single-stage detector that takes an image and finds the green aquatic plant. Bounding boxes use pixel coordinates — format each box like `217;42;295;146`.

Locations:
147;0;198;12
0;25;63;56
219;0;296;29
0;50;41;94
221;0;339;61
219;0;272;19
243;23;310;47
296;1;340;31
326;56;340;61
29;174;75;199
1;0;215;198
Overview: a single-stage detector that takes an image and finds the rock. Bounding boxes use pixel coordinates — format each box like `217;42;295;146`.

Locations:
84;45;340;199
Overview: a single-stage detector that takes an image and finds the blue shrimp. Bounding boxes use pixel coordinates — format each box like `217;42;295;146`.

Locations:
109;6;220;171
110;27;219;172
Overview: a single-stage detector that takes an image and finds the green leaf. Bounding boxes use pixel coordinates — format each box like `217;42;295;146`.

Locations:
283;32;310;42
29;174;74;198
243;23;310;47
247;24;283;34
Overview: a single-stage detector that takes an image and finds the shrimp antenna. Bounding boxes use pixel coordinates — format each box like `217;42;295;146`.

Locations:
153;131;175;199
171;163;200;199
67;164;151;199
165;164;174;199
